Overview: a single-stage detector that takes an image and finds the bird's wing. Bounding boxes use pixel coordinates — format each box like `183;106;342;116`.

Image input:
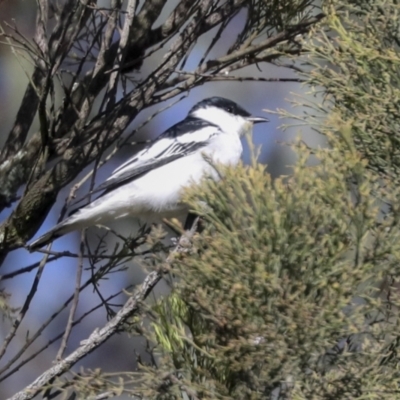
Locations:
74;118;219;203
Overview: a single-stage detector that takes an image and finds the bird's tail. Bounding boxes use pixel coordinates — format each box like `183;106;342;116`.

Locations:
28;221;75;252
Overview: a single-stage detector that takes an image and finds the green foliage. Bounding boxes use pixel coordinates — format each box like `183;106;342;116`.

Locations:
134;141;400;398
301;0;400;179
133;0;400;398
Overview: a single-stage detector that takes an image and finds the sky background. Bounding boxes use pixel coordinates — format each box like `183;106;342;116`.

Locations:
0;1;324;397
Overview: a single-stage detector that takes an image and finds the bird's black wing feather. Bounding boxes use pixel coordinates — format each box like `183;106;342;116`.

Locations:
158;117;217;139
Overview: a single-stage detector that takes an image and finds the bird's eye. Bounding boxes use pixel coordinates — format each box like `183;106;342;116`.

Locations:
227;106;234;113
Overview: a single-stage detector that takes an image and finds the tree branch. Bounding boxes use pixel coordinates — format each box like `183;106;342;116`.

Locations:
0;0;214;256
7;222;198;400
0;0;94;211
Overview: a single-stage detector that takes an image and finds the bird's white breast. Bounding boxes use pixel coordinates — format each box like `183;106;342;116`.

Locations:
69;130;243;226
127;130;243;215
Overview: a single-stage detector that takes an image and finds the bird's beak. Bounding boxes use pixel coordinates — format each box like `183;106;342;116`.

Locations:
247;116;269;124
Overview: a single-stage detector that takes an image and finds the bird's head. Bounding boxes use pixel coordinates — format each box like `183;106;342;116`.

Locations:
189;97;269;135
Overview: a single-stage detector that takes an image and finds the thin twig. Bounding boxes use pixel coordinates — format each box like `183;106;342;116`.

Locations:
0;285;133;383
56;231;85;360
0;255;63;280
173;70;305;83
0;252;49;361
0;240;141;379
7;220;199;400
105;0;137;109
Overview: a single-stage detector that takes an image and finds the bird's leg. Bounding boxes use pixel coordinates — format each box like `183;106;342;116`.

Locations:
184;212;198;231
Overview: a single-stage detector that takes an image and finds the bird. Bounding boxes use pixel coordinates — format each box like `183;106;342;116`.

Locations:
28;97;269;250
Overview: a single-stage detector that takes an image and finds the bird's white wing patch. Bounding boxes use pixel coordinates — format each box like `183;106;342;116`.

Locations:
110;126;217;180
110;137;175;178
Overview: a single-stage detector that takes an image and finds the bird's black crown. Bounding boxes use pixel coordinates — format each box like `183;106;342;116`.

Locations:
189;97;252;118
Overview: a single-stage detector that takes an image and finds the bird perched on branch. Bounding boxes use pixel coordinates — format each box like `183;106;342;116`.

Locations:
28;97;269;251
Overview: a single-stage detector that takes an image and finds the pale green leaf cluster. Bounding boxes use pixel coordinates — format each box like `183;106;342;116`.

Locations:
135;140;400;398
133;1;400;399
300;0;400;179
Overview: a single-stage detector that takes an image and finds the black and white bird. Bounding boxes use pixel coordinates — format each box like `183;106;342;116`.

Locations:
29;97;268;250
